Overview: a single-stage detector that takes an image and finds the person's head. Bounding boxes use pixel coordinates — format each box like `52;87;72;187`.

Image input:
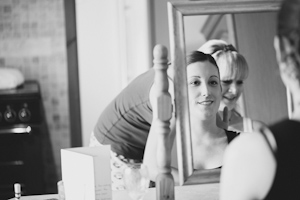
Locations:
274;0;300;97
199;39;249;111
186;51;222;119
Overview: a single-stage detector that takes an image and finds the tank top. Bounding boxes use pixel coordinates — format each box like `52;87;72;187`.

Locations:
263;119;300;200
94;69;154;160
225;130;239;143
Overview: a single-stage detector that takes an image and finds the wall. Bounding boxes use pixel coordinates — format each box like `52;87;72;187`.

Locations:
0;0;69;190
76;0;153;147
234;12;288;124
75;0;122;147
153;0;207;57
153;0;170;51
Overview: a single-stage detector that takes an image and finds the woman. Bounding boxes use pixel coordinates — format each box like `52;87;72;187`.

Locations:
144;51;240;183
220;0;300;199
89;64;161;190
199;39;260;132
90;49;230;189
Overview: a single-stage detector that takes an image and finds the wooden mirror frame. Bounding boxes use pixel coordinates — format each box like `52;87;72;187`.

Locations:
167;0;282;186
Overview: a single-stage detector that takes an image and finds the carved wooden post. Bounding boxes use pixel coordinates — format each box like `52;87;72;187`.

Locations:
153;44;175;200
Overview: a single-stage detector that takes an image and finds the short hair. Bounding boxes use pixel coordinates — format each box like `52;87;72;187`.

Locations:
186;51;220;76
199;39;249;80
277;0;300;54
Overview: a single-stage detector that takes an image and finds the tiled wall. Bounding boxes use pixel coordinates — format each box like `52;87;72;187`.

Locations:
0;0;70;192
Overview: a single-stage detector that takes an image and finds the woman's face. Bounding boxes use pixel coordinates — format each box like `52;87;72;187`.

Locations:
219;72;245;111
187;61;222;119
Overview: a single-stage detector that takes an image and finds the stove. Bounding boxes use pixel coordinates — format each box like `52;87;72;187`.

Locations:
0;80;47;199
0;81;42;127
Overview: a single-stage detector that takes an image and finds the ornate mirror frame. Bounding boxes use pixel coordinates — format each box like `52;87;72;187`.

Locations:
167;0;282;185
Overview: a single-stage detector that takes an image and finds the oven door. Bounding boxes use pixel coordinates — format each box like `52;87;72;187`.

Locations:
0;125;45;199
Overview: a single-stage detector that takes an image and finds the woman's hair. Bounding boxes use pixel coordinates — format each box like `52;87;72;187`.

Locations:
186;51;220;76
278;0;300;54
198;39;249;80
278;0;300;78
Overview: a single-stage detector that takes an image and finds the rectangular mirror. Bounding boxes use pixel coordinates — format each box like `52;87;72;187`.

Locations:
167;0;282;186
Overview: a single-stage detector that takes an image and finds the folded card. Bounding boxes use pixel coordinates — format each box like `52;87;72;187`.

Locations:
61;146;112;200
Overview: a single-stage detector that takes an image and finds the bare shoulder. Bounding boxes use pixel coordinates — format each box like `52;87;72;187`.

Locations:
226;128;277;163
221;130;277;200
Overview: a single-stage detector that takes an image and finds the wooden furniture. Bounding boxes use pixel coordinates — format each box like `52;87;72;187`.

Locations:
152;45;175;200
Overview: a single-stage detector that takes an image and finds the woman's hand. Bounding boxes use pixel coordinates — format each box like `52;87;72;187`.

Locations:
217;106;229;129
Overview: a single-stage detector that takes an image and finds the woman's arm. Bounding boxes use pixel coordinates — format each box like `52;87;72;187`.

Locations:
219;131;276;200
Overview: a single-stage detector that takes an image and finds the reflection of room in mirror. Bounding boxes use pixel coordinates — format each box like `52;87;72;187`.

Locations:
184;15;207;53
167;0;282;187
201;14;236;45
235;12;288;125
184;14;235;54
201;15;230;42
184;14;246;118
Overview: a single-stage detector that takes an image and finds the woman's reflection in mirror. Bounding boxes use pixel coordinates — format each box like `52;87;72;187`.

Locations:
144;51;240;184
199;39;266;132
220;0;300;199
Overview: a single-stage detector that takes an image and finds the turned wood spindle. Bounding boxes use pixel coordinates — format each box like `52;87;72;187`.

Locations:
153;44;175;200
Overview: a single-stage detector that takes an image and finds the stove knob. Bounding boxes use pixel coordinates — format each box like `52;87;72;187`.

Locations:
4;107;17;123
19;108;31;122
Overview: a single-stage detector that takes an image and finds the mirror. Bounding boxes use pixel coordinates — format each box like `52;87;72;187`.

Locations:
184;14;235;53
167;0;283;186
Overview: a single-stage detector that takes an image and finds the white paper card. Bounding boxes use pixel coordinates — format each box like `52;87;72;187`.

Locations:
61;146;112;200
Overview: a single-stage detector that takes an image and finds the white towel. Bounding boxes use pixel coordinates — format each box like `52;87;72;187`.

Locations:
0;68;25;90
